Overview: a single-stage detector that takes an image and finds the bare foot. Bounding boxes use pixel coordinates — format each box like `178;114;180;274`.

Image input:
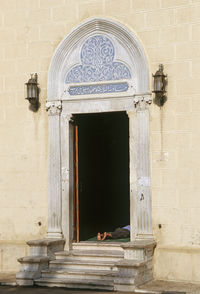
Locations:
97;233;101;240
102;232;107;241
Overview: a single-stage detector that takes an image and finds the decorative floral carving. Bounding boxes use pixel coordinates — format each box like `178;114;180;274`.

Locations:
133;96;152;110
46;101;62;116
65;35;131;84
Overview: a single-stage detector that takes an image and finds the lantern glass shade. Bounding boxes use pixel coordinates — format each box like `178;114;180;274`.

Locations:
154;75;163;92
26;74;38;104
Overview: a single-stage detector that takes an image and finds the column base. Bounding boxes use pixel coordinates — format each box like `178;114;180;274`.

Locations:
46;232;63;239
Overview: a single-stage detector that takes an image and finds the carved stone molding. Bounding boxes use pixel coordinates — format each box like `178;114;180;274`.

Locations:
46;101;62;116
133;95;152;111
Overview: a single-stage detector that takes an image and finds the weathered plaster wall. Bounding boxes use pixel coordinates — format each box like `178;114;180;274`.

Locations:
0;0;200;281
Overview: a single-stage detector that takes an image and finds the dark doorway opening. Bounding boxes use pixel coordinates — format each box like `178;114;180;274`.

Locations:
73;111;130;241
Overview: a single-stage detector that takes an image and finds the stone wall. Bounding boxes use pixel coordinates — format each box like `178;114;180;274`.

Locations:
0;0;200;281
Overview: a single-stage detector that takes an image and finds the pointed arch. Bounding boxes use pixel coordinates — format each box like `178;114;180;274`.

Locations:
48;18;149;101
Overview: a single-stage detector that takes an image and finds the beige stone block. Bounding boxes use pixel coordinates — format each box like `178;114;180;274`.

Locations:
39;24;66;42
190;208;200;226
131;0;160;11
28;8;51;24
153;224;182;247
0;0;16;9
191;168;200;186
0;243;27;271
4;43;27;60
16;58;40;73
192;252;200;281
179;187;200;208
192;23;200;40
28;41;54;58
191;114;200;133
5;75;26;91
16;26;39;42
177;149;197;169
146;9;175;28
147;45;175;62
176;78;200;95
155;249;193;281
176;43;200;59
192;60;200;77
4;10;28;26
176;6;191;24
0;60;16;75
0;12;3;27
0;152;47;174
151;168;162;188
138;29;159;47
151;132;162;151
161;169;178;187
16;0;39;9
53;4;77;22
0;169;47;193
191;4;200;22
175;133;192;149
166;80;177;96
174;97;192;113
176;114;191;131
162;133;177;150
153;207;180;225
0;77;4;92
150;116;161;132
40;0;65;8
78;1;104;20
162;114;176;131
160;25;190;45
0;28;15;43
192;96;200;112
120;12;146;31
152;186;179;208
39;57;51;71
152;150;177;169
161;0;189;8
105;0;131;15
0;107;6;123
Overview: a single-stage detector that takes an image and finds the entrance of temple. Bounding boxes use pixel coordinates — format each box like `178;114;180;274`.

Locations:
73;111;130;242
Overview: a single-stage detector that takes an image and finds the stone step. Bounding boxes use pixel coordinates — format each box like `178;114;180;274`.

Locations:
35;277;114;291
49;258;118;272
55;249;124;262
72;241;124;252
41;268;116;281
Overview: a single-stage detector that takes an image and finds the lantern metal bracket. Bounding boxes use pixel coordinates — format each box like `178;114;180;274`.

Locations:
152;64;167;107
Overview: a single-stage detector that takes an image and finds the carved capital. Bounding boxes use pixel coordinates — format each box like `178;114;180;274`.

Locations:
46;101;62;116
133;95;152;111
61;113;73;124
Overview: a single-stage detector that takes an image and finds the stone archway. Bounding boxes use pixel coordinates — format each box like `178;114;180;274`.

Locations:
46;18;153;249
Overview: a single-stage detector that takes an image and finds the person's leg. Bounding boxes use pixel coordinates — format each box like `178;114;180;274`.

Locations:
111;227;130;239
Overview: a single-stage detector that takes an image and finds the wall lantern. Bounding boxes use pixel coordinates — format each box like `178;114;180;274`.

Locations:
25;73;39;111
153;64;167;107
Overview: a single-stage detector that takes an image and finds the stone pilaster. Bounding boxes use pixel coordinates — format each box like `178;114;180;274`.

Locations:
128;95;153;240
134;95;152;238
46;101;62;239
127;109;138;241
61;113;73;249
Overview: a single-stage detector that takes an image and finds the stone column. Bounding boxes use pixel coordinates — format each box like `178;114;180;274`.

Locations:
46;101;63;239
134;95;153;238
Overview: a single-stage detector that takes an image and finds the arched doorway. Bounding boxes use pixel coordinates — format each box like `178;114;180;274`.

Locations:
46;18;153;248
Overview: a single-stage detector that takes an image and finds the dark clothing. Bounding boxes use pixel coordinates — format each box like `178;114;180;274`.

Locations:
111;227;130;239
